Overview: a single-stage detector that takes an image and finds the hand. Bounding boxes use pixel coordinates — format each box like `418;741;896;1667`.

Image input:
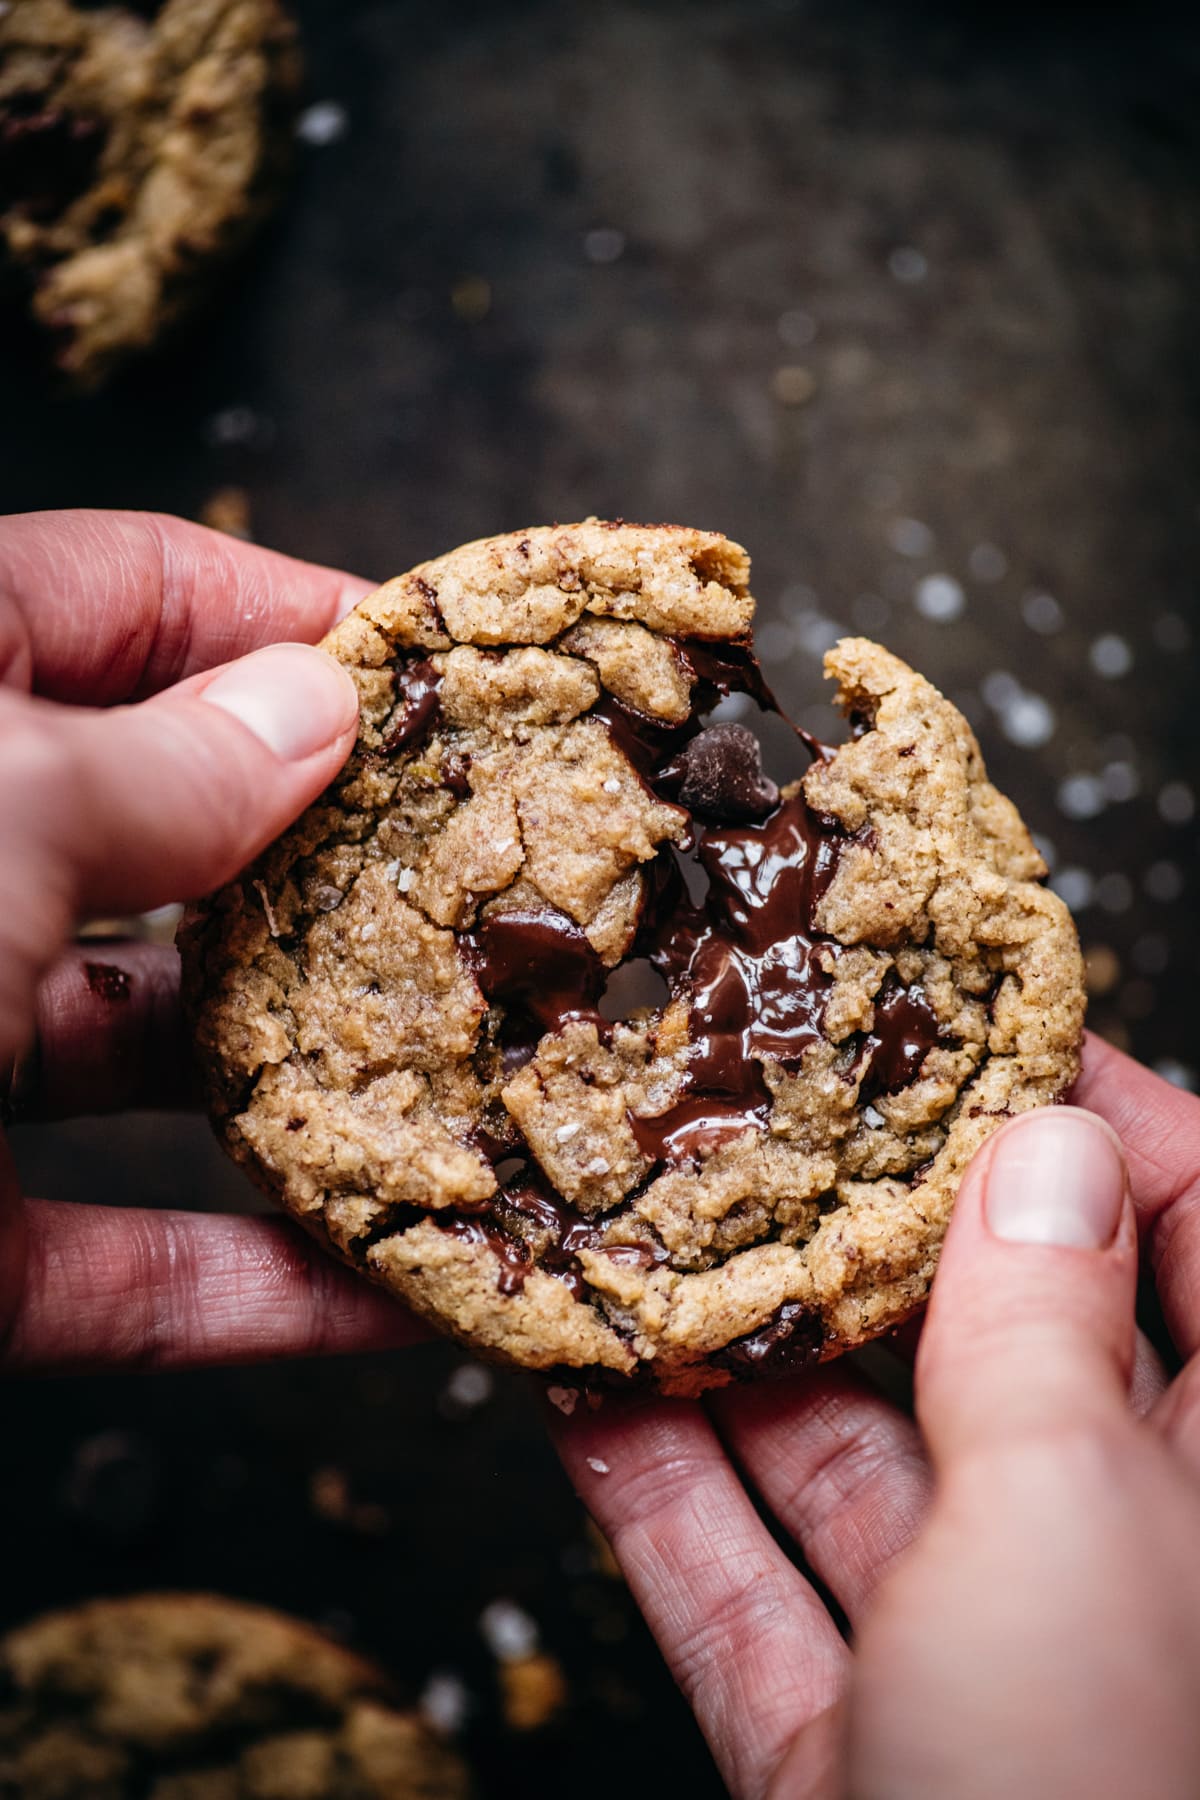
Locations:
0;509;423;1373
550;1036;1200;1798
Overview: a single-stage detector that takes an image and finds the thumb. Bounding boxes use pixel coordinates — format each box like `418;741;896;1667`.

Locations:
0;643;358;1064
915;1107;1137;1468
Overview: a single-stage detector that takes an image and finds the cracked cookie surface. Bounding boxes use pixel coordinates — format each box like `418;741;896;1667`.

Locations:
0;0;299;387
0;1594;468;1799
182;521;1085;1396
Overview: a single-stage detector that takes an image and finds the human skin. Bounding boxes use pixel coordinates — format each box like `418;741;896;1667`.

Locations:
551;1048;1200;1798
5;509;1198;1799
0;507;424;1369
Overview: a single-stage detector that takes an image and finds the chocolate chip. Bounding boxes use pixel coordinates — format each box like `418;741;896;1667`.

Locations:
667;722;779;822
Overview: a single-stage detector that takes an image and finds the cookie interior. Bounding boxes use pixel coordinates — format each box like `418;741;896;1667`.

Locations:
183;522;1085;1395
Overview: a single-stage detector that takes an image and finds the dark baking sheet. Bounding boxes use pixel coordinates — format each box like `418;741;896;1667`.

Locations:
3;3;1198;1794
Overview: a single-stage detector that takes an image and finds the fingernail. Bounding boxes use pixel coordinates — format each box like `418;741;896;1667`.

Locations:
201;644;358;761
985;1110;1126;1250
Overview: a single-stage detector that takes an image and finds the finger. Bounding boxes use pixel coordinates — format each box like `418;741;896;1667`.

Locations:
4;942;194;1122
550;1397;849;1799
891;1310;1167;1417
0;645;358;1066
1;1199;423;1374
709;1366;931;1626
0;509;373;701
1073;1032;1200;1357
916;1107;1137;1468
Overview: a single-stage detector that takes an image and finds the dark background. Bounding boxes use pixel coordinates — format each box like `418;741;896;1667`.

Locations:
3;2;1198;1794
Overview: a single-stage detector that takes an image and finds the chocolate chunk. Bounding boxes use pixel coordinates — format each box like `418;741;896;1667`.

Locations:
662;721;780;822
857;981;943;1099
719;1301;824;1377
382;658;442;753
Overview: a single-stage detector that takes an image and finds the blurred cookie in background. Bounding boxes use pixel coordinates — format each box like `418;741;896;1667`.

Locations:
0;1592;470;1798
0;0;300;388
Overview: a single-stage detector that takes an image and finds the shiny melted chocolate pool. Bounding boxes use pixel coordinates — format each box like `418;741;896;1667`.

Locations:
392;634;943;1339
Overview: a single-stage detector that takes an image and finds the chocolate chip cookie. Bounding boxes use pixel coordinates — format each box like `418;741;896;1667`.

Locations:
0;0;299;387
182;522;1085;1396
0;1593;468;1798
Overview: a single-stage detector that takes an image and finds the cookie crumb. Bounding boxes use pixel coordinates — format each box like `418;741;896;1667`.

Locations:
546;1385;578;1415
500;1651;569;1732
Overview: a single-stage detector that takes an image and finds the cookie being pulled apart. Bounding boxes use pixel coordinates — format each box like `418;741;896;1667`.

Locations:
182;522;1085;1396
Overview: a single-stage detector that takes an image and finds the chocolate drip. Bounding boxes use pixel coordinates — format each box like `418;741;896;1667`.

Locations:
718;1301;824;1377
382;659;442;753
857;982;942;1098
631;791;844;1163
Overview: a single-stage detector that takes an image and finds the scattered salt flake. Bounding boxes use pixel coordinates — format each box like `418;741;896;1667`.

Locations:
777;307;817;348
888;245;928;283
1021;590;1064;635
1154;1059;1196;1092
1090;633;1133;679
887;517;933;558
1144;860;1183;902
584;227;626;264
494;837;516;853
914;574;965;622
1057;774;1106;821
396;867;415;892
479;1600;539;1662
585;1457;612;1476
999;692;1055;749
442;1363;494;1412
547;1386;579;1416
419;1670;470;1736
968;542;1008;582
1158;781;1195;826
296;100;349;146
1050;867;1094;912
602;778;621;794
584;1157;611;1176
1153;612;1190;653
863;1104;885;1128
554;1122;581;1143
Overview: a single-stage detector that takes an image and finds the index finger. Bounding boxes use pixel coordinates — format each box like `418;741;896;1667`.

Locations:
0;510;373;703
1073;1032;1200;1356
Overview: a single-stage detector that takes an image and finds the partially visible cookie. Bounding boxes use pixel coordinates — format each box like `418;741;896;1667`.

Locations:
0;0;299;387
0;1593;469;1799
182;521;1085;1396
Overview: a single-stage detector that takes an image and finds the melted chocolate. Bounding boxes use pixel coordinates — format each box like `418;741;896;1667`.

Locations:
718;1301;824;1377
465;910;608;1040
858;982;942;1099
632;791;844;1162
382;659;442;753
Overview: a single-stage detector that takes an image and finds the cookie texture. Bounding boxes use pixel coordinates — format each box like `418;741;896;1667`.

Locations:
0;1593;468;1799
0;0;299;387
182;521;1085;1396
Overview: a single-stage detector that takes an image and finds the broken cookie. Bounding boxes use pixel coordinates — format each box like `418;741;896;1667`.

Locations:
182;521;1085;1396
